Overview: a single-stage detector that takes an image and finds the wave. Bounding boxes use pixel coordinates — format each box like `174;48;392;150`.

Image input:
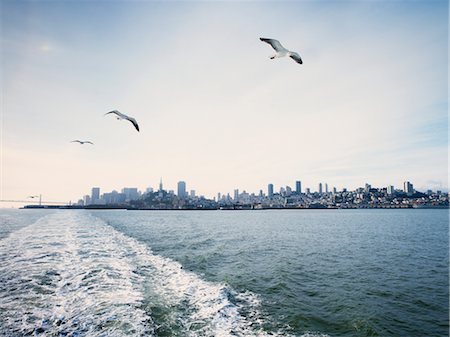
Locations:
0;211;328;337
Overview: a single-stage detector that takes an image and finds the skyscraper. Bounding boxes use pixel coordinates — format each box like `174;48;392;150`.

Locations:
177;181;187;198
296;181;302;194
387;185;395;195
234;189;239;202
268;184;274;198
122;187;139;201
286;186;292;196
403;181;414;195
91;187;100;204
318;183;323;194
159;178;163;191
325;183;328;194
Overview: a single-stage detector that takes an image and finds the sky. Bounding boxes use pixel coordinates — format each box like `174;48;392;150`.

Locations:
1;0;448;206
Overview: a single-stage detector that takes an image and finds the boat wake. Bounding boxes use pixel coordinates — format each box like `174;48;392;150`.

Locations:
0;211;327;337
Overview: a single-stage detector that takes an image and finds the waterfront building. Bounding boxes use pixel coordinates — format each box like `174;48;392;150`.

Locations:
325;183;329;194
91;187;100;204
286;186;292;196
234;189;239;202
177;181;187;198
318;183;323;194
83;195;91;205
122;187;139;201
387;185;395;195
190;190;196;198
296;181;302;194
333;187;337;194
306;188;311;195
268;184;274;198
159;178;163;191
403;181;414;195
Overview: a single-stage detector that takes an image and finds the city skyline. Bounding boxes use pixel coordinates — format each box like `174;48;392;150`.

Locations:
2;1;448;208
77;178;441;205
24;177;442;209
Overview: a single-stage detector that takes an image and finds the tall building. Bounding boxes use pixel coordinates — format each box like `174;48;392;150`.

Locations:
190;190;196;197
122;187;139;201
296;181;302;194
318;183;323;194
325;183;329;194
286;186;292;196
306;188;311;195
403;181;414;195
83;195;91;205
177;181;187;198
234;189;239;202
159;178;163;191
268;184;274;198
333;187;337;194
387;185;395;195
91;187;100;204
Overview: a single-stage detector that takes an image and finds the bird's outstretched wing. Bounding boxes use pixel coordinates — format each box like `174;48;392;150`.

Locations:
127;118;140;132
260;38;287;52
71;140;82;143
105;110;126;119
289;52;303;64
84;141;94;144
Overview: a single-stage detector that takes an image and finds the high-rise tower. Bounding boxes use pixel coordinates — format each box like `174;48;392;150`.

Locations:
296;181;302;194
177;181;187;198
268;184;274;198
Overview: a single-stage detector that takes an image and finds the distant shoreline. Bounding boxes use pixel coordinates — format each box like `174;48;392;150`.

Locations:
20;205;449;210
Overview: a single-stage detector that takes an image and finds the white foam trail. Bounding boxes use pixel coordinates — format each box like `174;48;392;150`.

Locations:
0;211;153;336
0;210;330;337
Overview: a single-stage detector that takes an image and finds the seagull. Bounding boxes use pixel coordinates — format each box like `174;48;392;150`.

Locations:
71;140;94;145
260;38;303;64
105;110;140;132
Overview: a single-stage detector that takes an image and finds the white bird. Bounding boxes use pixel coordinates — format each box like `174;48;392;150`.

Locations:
260;38;303;64
71;140;94;145
105;110;140;132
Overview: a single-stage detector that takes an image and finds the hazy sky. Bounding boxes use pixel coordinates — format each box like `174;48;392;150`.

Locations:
1;0;448;206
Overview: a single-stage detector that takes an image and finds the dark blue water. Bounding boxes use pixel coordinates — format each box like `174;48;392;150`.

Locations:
0;209;448;336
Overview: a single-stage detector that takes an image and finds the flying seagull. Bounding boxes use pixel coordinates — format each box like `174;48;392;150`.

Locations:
105;110;140;132
71;140;94;145
260;38;303;64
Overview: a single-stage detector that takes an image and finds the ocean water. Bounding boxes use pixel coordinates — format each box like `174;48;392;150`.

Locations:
0;209;448;337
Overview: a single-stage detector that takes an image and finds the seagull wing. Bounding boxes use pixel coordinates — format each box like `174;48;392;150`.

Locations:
127;117;140;132
71;140;82;143
85;141;94;144
105;110;127;119
289;52;303;64
260;38;288;52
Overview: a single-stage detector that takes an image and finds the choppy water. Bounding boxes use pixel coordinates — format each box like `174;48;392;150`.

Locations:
0;209;448;336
